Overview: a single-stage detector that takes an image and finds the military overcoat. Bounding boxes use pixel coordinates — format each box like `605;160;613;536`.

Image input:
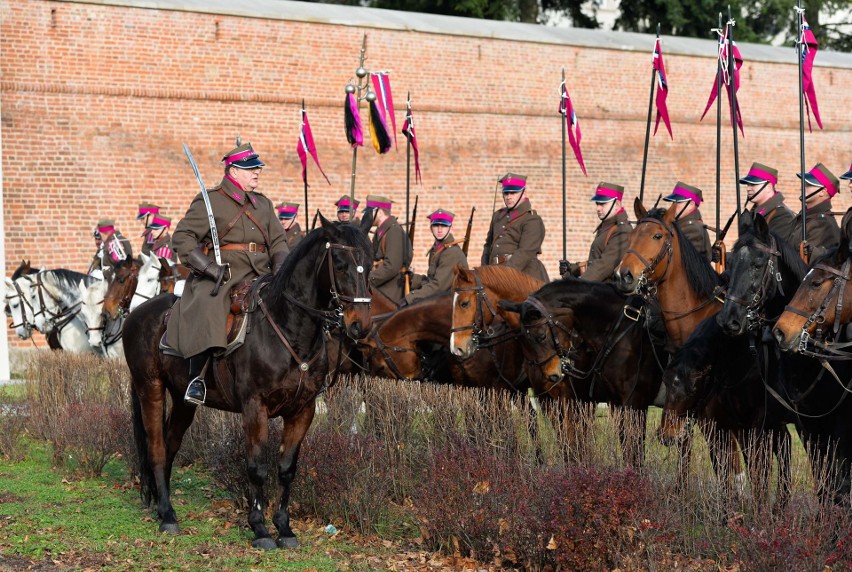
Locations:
286;222;305;250
166;176;288;357
791;200;840;262
370;216;412;303
582;209;632;282
481;199;549;282
752;192;797;247
676;209;712;261
405;233;469;304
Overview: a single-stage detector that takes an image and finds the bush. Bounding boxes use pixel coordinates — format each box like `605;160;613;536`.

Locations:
52;403;126;476
0;394;27;461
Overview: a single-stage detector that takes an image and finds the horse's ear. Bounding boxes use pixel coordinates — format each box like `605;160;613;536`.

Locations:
634;197;647;220
520;299;543;322
455;265;473;283
140;252;150;264
663;202;679;223
752;211;770;240
498;300;522;315
318;212;334;231
4;277;13;289
359;208;374;233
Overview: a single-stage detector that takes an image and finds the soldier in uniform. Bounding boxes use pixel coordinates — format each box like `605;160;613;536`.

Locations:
98;218;133;274
146;214;176;262
662;182;712;261
137;202;161;256
559;182;632;282
276;202;305;249
403;208;469;305
335;195;361;225
791;162;841;262
740;162;796;245
481;173;549;282
166;142;289;405
367;195;412;303
839;163;852;237
87;224;105;276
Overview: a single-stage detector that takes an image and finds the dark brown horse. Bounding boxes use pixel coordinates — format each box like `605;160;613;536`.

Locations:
124;218;372;549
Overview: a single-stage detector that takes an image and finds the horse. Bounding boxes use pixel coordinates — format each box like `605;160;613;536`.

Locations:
769;231;852;504
5;275;37;341
26;269;99;353
77;279;124;358
498;278;665;467
124;217;373;549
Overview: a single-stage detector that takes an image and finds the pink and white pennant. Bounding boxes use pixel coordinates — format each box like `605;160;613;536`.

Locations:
653;37;672;139
700;23;744;136
297;108;330;186
560;80;586;176
800;14;823;131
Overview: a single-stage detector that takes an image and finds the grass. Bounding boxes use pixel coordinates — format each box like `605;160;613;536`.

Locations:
0;439;404;571
0;383;26;403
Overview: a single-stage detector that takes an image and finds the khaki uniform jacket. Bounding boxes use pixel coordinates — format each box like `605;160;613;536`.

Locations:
149;232;176;262
141;229;154;256
102;230;133;270
753;192;797;247
370;216;412;303
481;198;549;282
405;233;469;304
792;200;840;262
582;209;632;282
676;209;712;261
166;176;288;357
286;222;305;250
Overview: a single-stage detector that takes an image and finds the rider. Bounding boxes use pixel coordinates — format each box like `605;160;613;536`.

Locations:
559;182;632;281
402;208;469;305
839;162;852;238
662;182;712;261
276;202;304;249
146;214;176;263
335;195;361;225
481;173;549;282
166;142;289;406
87;224;105;276
791;162;841;263
137;202;161;256
740;162;796;245
367;195;412;304
98;218;134;273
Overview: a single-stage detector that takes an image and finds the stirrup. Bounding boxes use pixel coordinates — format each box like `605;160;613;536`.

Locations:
184;377;207;406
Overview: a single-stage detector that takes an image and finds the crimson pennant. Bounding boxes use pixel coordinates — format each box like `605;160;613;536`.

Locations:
653;37;673;139
800;15;823;131
297;108;330;186
559;80;586;176
344;92;363;148
402;98;422;184
371;73;398;150
700;24;744;136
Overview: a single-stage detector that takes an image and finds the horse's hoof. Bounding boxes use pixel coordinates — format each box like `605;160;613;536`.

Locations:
159;522;180;535
252;537;278;551
277;535;299;549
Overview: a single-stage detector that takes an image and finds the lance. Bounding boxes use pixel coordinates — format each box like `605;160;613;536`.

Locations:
348;33;369;220
462;206;476;257
405;92;412;241
561;67;567;262
639;24;660;205
311;209;320;232
795;0;808;258
715;13;723;242
301;99;309;230
726;6;742;219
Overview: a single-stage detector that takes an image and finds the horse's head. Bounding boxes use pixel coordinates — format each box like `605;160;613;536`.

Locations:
78;279;108;349
615;198;676;294
5;276;34;339
316;215;372;340
658;353;710;445
719;211;779;336
450;266;488;359
129;253;162;312
358;323;422;381
102;258;141;320
11;259;33;281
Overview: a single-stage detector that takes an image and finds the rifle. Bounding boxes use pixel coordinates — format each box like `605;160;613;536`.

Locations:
403;196;418;295
310;209;320;232
711;210;737;274
462;206;476;256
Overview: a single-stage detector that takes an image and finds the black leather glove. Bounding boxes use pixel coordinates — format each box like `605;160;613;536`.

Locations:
271;250;288;274
711;244;722;264
559;259;570;277
187;246;229;296
802;242;813;259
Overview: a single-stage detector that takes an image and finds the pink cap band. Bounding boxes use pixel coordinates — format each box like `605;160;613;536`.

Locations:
224;149;256;166
278;206;298;214
674;186;702;206
367;200;392;210
150;216;170;227
746;167;777;186
138;206;159;215
429;212;453;223
595;187;623;200
812;168;838;197
502;177;525;188
97;225;115;234
337;200;355;209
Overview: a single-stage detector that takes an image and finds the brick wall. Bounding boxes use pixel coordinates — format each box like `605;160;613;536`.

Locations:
1;0;850;349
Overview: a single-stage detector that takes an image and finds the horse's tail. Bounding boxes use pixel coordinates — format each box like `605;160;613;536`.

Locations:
131;388;159;507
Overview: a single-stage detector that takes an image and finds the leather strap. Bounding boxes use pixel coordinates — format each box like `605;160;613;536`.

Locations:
220;242;267;253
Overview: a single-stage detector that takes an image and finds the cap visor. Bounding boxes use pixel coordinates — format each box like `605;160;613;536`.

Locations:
739;175;766;185
590;194;617;203
840;169;852;181
796;172;823;187
663;193;689;202
232;157;266;169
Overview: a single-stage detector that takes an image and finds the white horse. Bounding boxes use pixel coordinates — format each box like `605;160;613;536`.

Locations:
30;269;99;353
4;275;36;340
129;253;166;312
78;279;124;358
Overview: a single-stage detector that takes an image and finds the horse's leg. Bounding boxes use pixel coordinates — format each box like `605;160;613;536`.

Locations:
242;401;276;550
272;401;316;549
163;398;198;495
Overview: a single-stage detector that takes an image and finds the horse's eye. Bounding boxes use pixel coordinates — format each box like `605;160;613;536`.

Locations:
460;300;470;309
653;233;663;240
811;279;824;288
119;278;126;284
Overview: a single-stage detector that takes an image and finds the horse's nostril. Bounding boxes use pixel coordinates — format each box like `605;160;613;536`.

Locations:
548;374;562;383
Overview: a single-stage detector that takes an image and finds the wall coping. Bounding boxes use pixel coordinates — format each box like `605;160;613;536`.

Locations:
54;0;852;69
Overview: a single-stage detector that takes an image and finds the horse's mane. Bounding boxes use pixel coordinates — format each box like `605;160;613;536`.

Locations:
43;268;99;290
407;290;452;305
473;265;545;295
734;229;808;283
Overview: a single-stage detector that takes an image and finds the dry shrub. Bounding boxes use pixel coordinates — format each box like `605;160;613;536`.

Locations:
0;393;28;461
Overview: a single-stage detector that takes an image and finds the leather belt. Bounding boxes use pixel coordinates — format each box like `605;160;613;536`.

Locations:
493;254;512;264
220;242;266;253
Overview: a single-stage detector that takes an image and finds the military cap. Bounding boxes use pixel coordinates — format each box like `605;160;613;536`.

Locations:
96;218;115;234
427;208;455;226
663;182;704;206
797;163;840;197
276;202;300;221
335;195;360;212
222;142;265;170
499;173;526;193
147;215;171;229
366;195;393;210
136;202;161;220
740;163;778;186
590;182;624;203
839;162;852;181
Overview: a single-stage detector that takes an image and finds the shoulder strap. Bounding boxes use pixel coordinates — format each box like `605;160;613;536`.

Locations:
215;189;271;248
603;225;618;248
506;211;530;227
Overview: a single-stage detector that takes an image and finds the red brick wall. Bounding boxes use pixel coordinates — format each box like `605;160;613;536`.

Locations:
2;0;850;348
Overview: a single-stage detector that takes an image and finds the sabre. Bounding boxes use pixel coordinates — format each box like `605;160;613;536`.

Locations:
183;144;222;266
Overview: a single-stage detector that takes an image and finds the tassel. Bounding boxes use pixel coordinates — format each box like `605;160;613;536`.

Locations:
368;100;392;154
344;93;363;147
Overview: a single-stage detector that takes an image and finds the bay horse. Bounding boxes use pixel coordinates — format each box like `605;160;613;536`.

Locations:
124;217;372;549
498;279;665;467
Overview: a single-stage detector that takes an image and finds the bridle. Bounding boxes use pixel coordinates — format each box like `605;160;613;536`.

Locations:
450;269;513;351
318;242;371;316
7;277;36;335
31;273;83;334
520;296;576;376
724;235;785;330
623;216;675;295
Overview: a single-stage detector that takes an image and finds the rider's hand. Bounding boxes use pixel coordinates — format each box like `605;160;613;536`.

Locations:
559;259;570;277
711;244;722;264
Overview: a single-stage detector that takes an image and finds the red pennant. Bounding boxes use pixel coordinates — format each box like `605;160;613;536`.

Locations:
402;100;422;184
800;16;823;131
653;37;673;139
700;25;744;136
560;81;586;176
297;109;330;186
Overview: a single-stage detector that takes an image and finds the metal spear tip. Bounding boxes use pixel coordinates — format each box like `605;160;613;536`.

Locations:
345;83;356;94
355;66;368;78
365;91;377;103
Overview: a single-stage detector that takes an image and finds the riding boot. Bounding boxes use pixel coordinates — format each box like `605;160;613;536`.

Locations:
184;350;211;406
